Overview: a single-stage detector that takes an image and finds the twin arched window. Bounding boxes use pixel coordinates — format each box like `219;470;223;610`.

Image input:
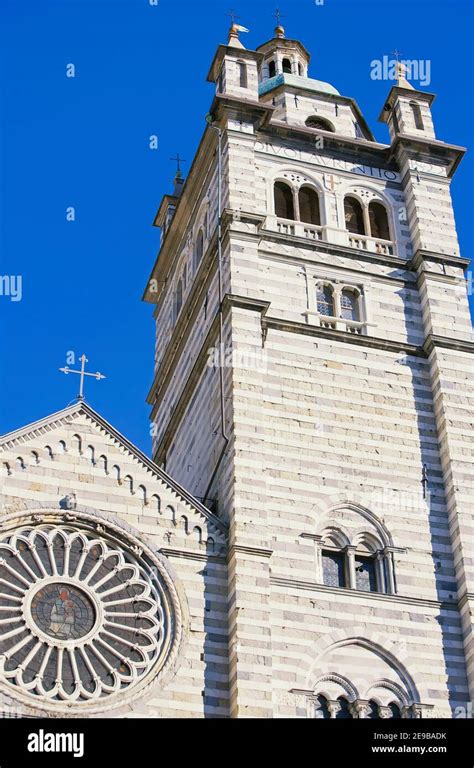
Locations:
316;284;361;323
321;536;385;594
274;181;321;226
344;196;390;241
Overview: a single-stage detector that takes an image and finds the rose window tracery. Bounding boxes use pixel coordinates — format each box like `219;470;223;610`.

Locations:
0;519;180;707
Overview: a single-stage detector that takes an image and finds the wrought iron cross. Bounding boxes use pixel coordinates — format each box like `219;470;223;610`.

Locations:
227;9;239;25
274;7;285;24
170;153;186;177
391;49;403;63
59;354;106;401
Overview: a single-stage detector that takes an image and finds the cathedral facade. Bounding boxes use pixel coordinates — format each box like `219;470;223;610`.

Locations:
0;25;473;719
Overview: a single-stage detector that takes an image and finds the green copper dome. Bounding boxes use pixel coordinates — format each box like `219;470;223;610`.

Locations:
259;73;340;97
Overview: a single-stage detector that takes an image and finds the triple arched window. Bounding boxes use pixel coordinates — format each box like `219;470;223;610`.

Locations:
274;181;321;226
315;695;402;719
344;195;391;242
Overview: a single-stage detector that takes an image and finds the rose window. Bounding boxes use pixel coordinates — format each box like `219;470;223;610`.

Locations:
0;520;179;706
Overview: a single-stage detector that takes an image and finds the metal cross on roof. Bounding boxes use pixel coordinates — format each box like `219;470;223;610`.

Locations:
170;153;186;177
59;354;106;401
391;49;403;63
227;9;240;25
274;7;285;24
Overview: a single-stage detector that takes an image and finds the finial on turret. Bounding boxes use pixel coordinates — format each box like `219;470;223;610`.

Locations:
274;8;285;37
391;50;414;90
226;10;249;48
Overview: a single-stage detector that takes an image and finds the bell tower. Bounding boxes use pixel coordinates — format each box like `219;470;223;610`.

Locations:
144;24;473;718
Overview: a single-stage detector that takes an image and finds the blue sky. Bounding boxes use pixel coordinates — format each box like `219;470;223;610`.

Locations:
0;0;472;453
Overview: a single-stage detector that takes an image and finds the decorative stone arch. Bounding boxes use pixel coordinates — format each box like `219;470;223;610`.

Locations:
364;679;411;708
303;632;420;706
318;524;351;549
321;500;394;549
267;167;328;226
314;501;397;593
312;672;359;702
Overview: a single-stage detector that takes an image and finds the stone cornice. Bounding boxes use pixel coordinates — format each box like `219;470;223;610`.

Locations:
208;93;275;132
259;227;413;273
409;249;471;273
228;544;273;559
160;547;227;564
262;315;426;357
270;576;459;611
423;334;474;356
390;134;465;178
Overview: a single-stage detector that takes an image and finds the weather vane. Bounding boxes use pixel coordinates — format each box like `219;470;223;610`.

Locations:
59;354;106;401
391;49;403;63
170;152;186;178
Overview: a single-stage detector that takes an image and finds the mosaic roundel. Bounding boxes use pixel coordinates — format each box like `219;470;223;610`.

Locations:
0;518;182;708
29;583;96;642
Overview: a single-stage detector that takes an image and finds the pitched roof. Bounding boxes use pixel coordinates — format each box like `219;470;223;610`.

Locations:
0;400;227;536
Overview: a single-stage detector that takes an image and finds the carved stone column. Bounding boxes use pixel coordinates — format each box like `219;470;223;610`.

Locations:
350;699;370;719
346;545;357;590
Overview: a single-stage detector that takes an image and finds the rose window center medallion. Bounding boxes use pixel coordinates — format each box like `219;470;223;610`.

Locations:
0;516;183;711
29;582;97;642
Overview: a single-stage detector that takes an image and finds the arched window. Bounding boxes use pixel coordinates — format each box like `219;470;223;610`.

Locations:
194;230;204;271
344;196;365;235
368;201;390;241
314;694;331;719
389;703;402;719
268;60;276;78
305;116;335;132
282;58;292;74
366;700;380;719
340;289;360;322
175;279;183;319
298;186;321;226
298;62;303;76
316;285;335;317
335;697;352;719
410;101;424;130
274;181;295;220
322;549;346;588
238;61;248;88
